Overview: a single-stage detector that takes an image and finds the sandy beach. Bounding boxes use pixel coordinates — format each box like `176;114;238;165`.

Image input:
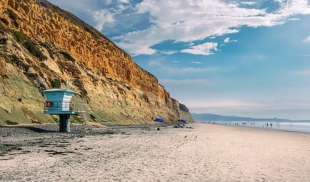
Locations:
1;123;310;182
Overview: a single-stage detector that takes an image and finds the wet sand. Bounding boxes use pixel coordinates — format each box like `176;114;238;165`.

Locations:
1;123;310;182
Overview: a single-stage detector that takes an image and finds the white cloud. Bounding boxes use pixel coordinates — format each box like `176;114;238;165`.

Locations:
292;69;310;76
147;60;219;76
223;37;238;43
118;0;130;4
181;42;218;56
304;35;310;43
240;1;257;6
187;100;261;109
162;79;210;86
192;61;202;65
117;0;310;55
49;0;133;32
159;50;178;55
224;37;231;43
49;0;310;56
147;60;162;67
178;67;218;73
288;17;301;21
92;10;115;31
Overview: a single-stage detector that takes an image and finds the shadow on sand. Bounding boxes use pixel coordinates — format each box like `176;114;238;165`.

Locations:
19;126;57;133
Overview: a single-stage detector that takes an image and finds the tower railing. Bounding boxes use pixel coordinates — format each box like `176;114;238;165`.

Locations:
44;101;87;115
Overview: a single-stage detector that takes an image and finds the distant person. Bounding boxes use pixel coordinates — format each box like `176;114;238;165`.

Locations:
270;123;273;127
267;123;269;127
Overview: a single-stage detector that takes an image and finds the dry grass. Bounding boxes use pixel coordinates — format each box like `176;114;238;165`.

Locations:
0;58;7;76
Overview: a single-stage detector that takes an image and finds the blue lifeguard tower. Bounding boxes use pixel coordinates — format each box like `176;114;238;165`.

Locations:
43;89;79;133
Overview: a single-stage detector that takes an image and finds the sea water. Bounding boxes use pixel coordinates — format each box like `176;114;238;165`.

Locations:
206;121;310;133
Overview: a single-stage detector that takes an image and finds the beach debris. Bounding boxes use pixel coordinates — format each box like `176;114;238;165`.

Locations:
174;119;188;128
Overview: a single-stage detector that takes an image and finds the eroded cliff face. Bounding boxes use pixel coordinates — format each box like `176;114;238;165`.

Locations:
0;0;191;125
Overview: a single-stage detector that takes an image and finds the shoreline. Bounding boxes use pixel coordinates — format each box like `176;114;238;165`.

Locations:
197;121;310;135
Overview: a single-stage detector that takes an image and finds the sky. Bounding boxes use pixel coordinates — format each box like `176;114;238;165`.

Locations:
48;0;310;120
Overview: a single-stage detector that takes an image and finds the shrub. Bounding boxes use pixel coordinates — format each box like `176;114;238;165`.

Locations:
0;59;7;76
141;93;149;103
12;31;47;61
0;18;9;27
6;9;18;22
51;79;61;88
6;9;19;27
10;54;29;71
41;42;55;59
179;103;190;112
13;31;28;43
0;21;6;30
23;41;47;61
60;51;75;62
5;120;18;125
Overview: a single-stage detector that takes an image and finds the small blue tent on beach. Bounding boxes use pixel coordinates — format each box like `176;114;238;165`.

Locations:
154;117;165;124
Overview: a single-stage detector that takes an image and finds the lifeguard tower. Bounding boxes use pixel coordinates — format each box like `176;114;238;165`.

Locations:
43;89;79;133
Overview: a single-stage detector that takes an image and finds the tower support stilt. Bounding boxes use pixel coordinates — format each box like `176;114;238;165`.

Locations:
59;114;71;133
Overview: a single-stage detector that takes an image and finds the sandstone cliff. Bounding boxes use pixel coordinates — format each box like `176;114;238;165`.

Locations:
0;0;192;125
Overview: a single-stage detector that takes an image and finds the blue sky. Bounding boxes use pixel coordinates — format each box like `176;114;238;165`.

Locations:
49;0;310;119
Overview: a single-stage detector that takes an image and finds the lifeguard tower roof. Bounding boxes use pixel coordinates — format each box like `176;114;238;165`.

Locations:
43;89;78;94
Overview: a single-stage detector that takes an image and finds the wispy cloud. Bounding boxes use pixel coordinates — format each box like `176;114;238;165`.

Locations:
292;69;310;76
240;1;257;6
304;35;310;43
288;17;301;21
92;10;115;31
181;42;218;56
159;50;178;55
162;79;210;86
147;60;219;76
188;100;260;109
49;0;310;56
224;37;231;43
192;61;202;65
224;37;238;44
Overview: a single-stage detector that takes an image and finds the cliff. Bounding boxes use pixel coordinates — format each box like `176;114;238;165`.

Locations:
0;0;191;125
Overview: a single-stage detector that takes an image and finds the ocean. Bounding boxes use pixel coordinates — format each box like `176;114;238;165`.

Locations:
204;121;310;133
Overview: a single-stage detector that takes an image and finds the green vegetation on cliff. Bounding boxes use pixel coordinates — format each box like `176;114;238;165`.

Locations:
0;0;192;126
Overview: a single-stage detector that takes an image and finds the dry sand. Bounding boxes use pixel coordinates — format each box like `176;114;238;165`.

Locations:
1;123;310;182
